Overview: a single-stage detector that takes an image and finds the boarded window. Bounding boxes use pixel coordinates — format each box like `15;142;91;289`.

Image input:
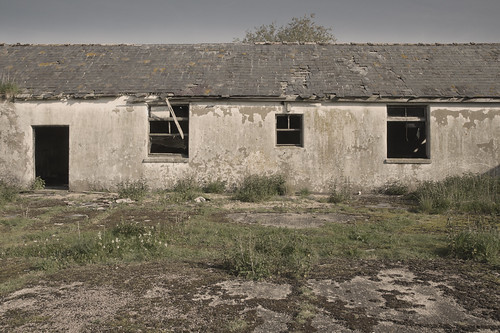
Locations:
276;114;303;146
149;104;189;156
387;105;428;159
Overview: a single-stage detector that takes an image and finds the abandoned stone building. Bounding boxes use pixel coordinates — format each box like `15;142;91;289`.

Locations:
0;43;499;192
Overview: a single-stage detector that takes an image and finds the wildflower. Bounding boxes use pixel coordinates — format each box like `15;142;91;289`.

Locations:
98;231;102;240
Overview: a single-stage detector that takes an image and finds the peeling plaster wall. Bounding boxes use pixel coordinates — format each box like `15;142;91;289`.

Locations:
1;98;499;192
0;97;148;191
0;100;30;185
430;105;500;177
144;101;500;191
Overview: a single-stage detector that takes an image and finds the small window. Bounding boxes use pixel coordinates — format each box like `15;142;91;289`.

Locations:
387;105;428;159
149;104;189;156
276;114;303;146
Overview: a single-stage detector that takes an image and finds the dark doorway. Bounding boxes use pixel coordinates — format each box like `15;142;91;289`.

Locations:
34;126;69;188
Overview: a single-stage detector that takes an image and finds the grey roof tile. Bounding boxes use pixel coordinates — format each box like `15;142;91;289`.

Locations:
1;43;499;99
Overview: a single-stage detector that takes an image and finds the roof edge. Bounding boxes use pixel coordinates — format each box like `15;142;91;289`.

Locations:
10;93;500;104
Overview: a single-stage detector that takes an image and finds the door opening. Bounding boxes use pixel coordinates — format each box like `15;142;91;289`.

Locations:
34;126;69;188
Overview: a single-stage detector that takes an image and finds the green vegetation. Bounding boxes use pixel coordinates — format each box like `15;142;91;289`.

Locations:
235;14;336;43
202;179;227;194
1;173;499;296
224;228;317;280
298;187;311;197
30;177;45;190
328;179;352;203
165;177;203;203
117;179;149;201
380;181;409;196
0;180;18;205
5;221;173;271
234;174;287;202
447;218;500;265
413;174;499;214
0;81;19;97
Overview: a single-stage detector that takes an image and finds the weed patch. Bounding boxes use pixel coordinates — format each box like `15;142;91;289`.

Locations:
0;81;19;98
5;221;175;270
202;179;227;194
0;180;18;205
298;188;311;197
380;181;409;196
234;174;287;202
165;177;202;203
447;218;500;264
413;174;500;214
30;177;45;190
117;180;149;201
328;180;352;204
224;228;317;280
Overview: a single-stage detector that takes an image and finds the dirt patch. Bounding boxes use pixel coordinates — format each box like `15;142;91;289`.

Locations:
1;282;132;332
1;260;498;332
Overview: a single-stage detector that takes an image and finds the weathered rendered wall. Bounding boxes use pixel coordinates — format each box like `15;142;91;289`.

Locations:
0;97;149;190
1;98;499;192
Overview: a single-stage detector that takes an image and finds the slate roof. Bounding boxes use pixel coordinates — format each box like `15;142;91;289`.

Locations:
1;43;499;100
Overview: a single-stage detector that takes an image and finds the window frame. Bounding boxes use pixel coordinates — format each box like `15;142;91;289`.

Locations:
147;103;189;158
276;114;304;147
386;105;431;164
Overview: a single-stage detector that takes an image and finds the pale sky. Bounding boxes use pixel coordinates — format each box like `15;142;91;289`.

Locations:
1;0;499;44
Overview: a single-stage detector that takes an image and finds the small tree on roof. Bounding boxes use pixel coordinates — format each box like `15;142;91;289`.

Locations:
234;14;336;44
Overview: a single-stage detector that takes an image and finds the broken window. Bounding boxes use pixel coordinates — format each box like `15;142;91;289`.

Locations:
276;114;303;146
149;104;189;156
387;105;428;159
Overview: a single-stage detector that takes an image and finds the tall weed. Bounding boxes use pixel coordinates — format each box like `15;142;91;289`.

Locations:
447;218;500;264
166;177;202;202
117;179;149;201
413;174;499;214
234;174;287;202
0;180;18;204
202;179;227;194
328;178;352;203
224;228;316;280
11;221;173;269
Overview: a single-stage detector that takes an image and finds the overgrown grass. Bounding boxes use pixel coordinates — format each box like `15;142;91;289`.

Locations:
202;179;227;194
380;181;409;196
413;174;500;214
5;220;174;270
234;174;287;202
0;180;18;205
298;188;311;197
447;218;500;265
0;81;19;96
165;177;203;203
328;179;352;203
117;180;149;201
224;228;317;280
30;177;45;190
1;185;498;295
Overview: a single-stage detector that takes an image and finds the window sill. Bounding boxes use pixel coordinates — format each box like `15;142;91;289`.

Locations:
143;155;188;163
385;158;431;164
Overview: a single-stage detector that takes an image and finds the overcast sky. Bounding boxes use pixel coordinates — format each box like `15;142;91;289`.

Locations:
1;0;499;44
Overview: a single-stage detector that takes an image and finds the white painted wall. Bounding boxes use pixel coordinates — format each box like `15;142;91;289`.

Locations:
1;97;499;192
